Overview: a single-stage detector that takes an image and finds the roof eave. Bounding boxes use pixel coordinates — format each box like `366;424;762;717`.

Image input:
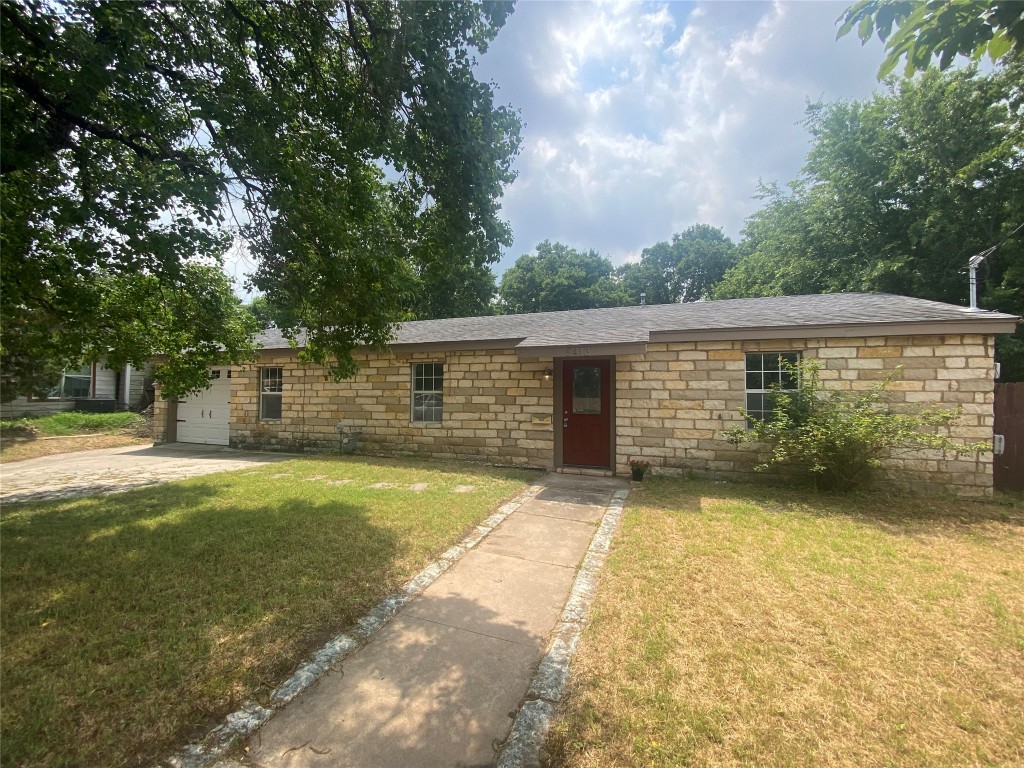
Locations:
388;337;526;354
650;317;1019;343
515;341;649;359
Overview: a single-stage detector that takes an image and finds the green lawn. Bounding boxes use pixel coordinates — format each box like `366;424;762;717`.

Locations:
1;411;146;437
0;456;538;768
545;479;1024;768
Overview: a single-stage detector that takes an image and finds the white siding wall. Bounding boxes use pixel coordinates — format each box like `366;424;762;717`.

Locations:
121;363;154;409
0;398;76;419
94;365;117;399
0;360;153;419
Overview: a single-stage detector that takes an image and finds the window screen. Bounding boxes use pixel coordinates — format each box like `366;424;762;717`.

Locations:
744;352;799;423
260;367;283;420
412;363;443;423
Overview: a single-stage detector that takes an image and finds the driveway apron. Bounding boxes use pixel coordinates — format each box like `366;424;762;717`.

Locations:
0;444;289;503
239;472;626;768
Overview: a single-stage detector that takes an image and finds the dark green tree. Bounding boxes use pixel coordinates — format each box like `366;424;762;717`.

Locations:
618;224;737;305
715;65;1024;377
409;247;497;320
1;0;520;397
711;181;864;299
243;295;301;332
496;241;630;315
839;0;1024;78
1;265;257;401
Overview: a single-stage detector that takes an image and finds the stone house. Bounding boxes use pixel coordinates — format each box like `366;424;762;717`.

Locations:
153;293;1018;496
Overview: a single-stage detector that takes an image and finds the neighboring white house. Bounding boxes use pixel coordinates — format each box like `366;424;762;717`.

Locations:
0;361;153;419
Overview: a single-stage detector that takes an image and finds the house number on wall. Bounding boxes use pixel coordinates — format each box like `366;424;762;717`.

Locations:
566;347;591;357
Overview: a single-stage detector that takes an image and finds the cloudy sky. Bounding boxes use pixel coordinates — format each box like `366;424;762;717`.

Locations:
225;0;890;289
473;0;888;273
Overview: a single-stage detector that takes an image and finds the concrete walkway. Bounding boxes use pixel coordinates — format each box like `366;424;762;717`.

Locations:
232;473;626;768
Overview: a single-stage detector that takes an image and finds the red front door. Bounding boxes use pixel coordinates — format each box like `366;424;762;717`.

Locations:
562;359;611;468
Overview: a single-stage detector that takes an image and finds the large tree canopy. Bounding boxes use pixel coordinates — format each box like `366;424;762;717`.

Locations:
497;241;629;315
714;64;1024;377
1;0;520;398
617;224;737;306
839;0;1024;78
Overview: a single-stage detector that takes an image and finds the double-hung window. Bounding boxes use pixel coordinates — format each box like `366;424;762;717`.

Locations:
744;352;800;423
412;363;443;423
260;367;283;420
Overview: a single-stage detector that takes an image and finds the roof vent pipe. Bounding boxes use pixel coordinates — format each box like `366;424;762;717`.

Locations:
640;292;646;307
967;220;1024;310
968;246;996;311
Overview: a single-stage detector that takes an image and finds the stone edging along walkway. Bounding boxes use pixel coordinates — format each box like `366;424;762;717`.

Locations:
495;487;629;768
164;479;629;768
165;481;546;768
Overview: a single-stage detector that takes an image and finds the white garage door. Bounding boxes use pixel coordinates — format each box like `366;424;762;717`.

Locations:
177;369;231;446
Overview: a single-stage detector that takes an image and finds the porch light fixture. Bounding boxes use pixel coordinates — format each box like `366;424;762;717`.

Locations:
542;368;552;382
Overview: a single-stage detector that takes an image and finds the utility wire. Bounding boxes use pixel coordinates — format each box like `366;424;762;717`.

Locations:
966;220;1024;269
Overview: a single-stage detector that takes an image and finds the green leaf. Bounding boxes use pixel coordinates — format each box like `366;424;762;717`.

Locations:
987;29;1012;61
878;50;902;78
858;12;877;42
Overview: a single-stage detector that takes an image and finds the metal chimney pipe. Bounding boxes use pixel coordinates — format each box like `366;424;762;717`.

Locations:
968;246;996;311
640;292;647;307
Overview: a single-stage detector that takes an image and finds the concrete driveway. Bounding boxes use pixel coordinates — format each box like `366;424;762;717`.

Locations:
0;443;291;503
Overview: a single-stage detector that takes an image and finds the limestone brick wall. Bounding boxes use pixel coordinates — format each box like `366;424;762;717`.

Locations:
228;348;554;468
152;383;168;443
614;334;996;497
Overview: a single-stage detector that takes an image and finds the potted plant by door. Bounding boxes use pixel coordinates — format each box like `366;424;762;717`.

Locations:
629;458;651;482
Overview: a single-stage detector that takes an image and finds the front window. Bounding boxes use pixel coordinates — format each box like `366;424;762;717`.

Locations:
412;363;443;423
745;352;799;423
39;365;93;400
260;368;283;420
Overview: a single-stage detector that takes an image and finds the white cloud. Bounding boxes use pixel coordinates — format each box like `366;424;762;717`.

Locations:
477;0;888;271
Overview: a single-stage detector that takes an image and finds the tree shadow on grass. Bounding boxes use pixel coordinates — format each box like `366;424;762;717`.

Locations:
632;476;1024;537
112;444;292;462
0;480;417;768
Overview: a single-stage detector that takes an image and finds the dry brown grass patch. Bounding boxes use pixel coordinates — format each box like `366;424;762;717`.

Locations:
0;434;149;462
544;480;1024;768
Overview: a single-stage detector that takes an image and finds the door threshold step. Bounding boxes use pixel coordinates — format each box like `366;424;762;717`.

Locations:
556;467;615;477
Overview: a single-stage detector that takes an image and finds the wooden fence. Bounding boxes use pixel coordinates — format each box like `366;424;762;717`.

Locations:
994;382;1024;492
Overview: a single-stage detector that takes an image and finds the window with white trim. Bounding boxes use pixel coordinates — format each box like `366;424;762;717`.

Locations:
412;363;443;423
38;365;93;400
260;367;283;420
745;352;800;423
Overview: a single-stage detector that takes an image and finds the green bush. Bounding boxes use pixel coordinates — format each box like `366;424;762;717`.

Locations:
725;360;989;492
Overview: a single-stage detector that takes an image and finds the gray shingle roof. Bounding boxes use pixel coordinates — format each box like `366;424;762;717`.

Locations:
255;293;1018;352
